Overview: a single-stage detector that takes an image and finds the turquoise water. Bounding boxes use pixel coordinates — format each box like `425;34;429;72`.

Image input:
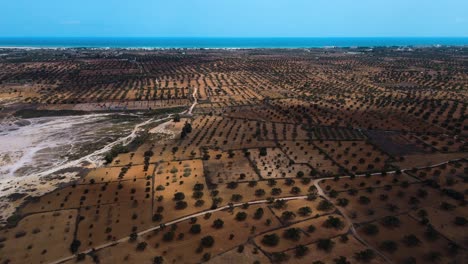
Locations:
0;37;467;48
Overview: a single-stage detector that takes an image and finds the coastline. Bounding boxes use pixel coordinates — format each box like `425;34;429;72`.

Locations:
1;46;466;51
1;37;468;49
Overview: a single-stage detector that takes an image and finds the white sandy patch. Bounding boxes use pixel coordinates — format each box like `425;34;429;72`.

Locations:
149;120;179;139
0;114;171;224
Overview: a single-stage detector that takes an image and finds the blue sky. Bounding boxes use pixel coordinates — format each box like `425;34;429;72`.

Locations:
1;0;467;37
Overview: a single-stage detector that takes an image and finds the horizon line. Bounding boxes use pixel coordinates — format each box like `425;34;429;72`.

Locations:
1;36;468;39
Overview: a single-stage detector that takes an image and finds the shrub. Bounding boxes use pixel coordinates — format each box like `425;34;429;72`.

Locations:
454;216;467;226
283;228;302;241
235;212;247;221
237;245;244;253
200;236;214;247
316;239;334;251
403;234;421;247
298;206;312;216
323;216;344;229
193;191;204;199
271;188;282;195
301;178;311;184
77;253;86;262
380;240;397;252
153;256;164;264
381;216;401;228
273;199;286;209
175;201;188;210
190;224;201;234
15;231;26;238
358;196;371;205
193;183;204;191
295;244;309;257
129;232;138;242
104;144;129;164
202;253;211;261
307;225;316;233
162;231;175;242
136;242;148;251
254;208;264;219
152;214;163;222
248;181;258;187
267;179;277;186
70;239;81;253
317;200;333;211
291;186;301;194
173;192;185;201
337;198;349;207
271;252;289;262
227;182;238;189
261;233;280;246
231;194;242;202
362;224;379;236
281;211;296;220
340;234;349;243
426;251;441;262
212;219;224;229
255;189;266;197
424;225;439;241
333;256;350;264
440;201;456;211
286;178;296;186
354;249;375;262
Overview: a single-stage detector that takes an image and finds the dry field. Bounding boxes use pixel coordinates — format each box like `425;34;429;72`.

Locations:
0;47;467;264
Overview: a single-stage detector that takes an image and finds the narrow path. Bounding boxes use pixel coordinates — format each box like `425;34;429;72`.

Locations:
38;86;201;176
313;179;392;263
34;116;158;175
48;196;307;264
311;157;466;264
49;90;202;263
187;87;198;115
48;157;466;264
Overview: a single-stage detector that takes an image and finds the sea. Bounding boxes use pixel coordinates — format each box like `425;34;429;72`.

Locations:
0;37;467;49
